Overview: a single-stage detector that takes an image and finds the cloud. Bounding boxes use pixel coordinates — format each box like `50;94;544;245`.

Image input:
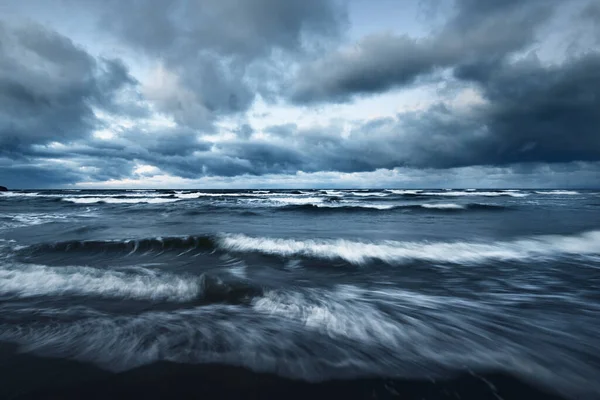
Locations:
11;47;600;188
0;21;140;152
291;0;557;103
449;52;600;166
71;162;600;190
87;0;347;129
1;0;599;189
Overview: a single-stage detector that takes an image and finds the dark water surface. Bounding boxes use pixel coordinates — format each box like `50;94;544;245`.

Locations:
1;189;599;399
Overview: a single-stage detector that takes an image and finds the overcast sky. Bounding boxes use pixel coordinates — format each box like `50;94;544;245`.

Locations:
1;0;599;189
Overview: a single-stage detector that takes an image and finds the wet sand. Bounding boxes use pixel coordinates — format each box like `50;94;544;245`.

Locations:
1;343;565;400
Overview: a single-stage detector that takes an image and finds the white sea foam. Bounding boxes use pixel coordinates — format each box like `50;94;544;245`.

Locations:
64;193;166;198
0;213;82;231
274;197;325;205
217;231;600;265
2;192;170;199
62;197;181;204
174;191;292;198
252;288;407;345
420;191;528;197
386;190;422;195
534;190;580;195
350;204;396;209
421;203;465;210
350;192;389;197
174;192;204;199
309;203;396;210
0;192;40;197
0;264;199;301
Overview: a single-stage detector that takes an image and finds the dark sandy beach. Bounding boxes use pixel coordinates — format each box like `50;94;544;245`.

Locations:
1;343;566;400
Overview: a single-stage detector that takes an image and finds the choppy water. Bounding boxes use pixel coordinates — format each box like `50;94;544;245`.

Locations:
1;189;600;399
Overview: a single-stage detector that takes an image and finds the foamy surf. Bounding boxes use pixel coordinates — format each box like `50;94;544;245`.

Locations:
420;191;529;197
421;203;465;210
0;264;200;302
62;197;181;204
217;231;600;265
535;190;580;195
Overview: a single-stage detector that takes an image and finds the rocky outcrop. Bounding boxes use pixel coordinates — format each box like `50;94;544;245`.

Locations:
0;186;8;191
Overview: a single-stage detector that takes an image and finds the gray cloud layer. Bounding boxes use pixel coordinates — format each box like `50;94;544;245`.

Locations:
0;22;139;151
291;0;557;103
91;0;346;129
0;0;599;188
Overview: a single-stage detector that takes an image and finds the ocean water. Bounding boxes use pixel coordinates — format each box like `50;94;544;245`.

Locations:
1;189;599;399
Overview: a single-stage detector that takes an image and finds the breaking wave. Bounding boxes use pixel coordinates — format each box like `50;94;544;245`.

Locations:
25;236;216;255
534;190;580;195
0;264;200;302
17;230;600;267
420;203;465;210
278;203;507;213
0;263;261;304
217;231;600;265
62;197;181;204
419;191;529;198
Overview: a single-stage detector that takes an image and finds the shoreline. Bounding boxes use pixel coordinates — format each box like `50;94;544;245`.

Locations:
1;343;566;400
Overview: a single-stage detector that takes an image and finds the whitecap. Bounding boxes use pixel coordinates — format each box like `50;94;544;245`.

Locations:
217;231;600;265
62;197;180;204
0;264;199;302
534;190;580;195
421;203;465;210
0;192;40;197
386;190;422;195
274;197;325;205
350;192;389;197
421;191;528;198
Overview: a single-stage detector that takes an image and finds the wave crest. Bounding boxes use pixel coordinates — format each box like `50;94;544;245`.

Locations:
0;264;201;302
18;230;600;266
26;236;216;255
278;203;507;213
217;231;600;265
0;263;262;304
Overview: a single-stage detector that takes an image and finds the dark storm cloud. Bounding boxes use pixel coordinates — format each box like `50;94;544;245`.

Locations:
0;159;86;188
84;0;346;129
0;22;139;151
291;0;557;103
448;53;600;166
284;52;600;170
20;46;600;184
1;0;599;188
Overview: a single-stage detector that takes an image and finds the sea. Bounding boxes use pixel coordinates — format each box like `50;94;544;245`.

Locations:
1;188;599;399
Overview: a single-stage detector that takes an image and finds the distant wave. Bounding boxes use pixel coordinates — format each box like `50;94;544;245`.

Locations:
418;191;528;198
278;203;507;213
272;197;326;205
62;197;181;204
385;190;423;195
420;203;465;210
278;204;394;212
349;192;390;197
173;191;301;199
534;190;580;195
0;192;40;197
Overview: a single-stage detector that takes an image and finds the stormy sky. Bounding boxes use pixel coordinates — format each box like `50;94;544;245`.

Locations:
0;0;599;189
